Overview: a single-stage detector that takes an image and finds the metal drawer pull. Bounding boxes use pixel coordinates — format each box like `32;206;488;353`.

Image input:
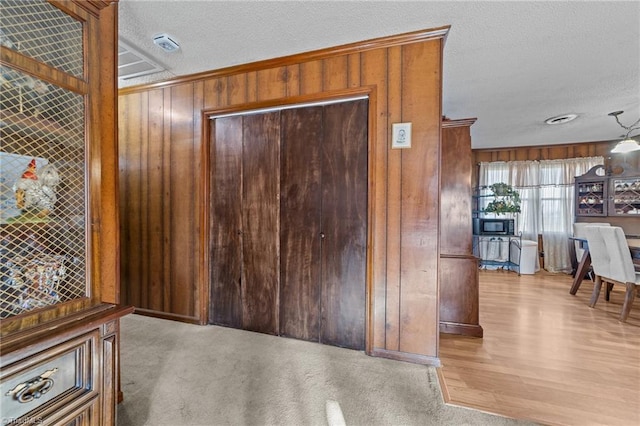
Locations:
6;368;58;403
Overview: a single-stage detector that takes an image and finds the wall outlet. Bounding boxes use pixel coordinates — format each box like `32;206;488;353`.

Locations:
392;122;412;149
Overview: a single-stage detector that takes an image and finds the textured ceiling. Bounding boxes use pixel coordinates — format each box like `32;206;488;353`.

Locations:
118;0;640;150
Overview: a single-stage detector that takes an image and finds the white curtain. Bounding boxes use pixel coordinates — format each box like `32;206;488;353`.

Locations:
479;156;603;273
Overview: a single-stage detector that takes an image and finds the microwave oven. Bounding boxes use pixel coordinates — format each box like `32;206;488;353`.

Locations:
473;218;515;235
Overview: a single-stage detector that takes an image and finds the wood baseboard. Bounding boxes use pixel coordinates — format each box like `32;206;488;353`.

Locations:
370;348;441;367
439;321;484;337
132;308;202;325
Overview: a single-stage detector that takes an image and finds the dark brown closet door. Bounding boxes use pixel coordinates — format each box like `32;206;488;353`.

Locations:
320;99;368;350
241;112;281;334
209;116;243;327
279;106;323;341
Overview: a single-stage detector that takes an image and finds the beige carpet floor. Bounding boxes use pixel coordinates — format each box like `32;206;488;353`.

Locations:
117;314;535;426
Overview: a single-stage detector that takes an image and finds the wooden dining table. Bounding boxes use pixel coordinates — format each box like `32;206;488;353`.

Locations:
569;237;640;295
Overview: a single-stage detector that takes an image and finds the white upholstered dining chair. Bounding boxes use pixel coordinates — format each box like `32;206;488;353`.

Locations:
573;222;610;262
570;222;610;283
585;225;640;322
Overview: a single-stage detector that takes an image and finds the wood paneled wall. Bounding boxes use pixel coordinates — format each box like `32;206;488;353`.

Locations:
472;142;640;236
472;141;640;186
119;27;447;364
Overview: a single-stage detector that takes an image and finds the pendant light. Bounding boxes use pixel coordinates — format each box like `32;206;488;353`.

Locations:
609;111;640;153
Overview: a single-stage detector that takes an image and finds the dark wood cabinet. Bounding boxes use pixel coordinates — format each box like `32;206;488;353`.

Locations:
210;99;367;350
439;118;483;337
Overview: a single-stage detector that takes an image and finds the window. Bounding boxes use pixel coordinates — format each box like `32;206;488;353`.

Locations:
479;157;603;272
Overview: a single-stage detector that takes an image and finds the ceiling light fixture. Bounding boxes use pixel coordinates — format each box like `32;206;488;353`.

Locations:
608;111;640;153
544;114;578;125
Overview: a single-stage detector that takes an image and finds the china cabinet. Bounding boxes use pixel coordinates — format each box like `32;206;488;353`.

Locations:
575;163;640;218
609;175;640;216
0;1;131;425
575;165;608;216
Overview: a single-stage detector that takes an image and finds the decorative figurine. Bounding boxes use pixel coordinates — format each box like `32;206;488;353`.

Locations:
13;159;60;217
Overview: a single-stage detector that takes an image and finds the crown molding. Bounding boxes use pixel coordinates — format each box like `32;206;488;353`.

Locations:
119;25;450;95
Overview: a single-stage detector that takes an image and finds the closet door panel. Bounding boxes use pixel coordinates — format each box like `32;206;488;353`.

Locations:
320;99;368;350
209;116;244;327
280;106;323;341
242;112;281;334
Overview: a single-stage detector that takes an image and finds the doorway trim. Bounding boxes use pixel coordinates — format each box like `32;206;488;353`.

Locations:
200;86;377;354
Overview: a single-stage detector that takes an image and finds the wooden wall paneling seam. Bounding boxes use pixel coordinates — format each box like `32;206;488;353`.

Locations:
194;80;206;323
148;89;164;311
257;67;286;101
123;93;143;306
139;92;149;309
365;86;378;355
323;56;348;91
300;60;323;95
228;74;248;106
398;40;441;357
117;95;127;304
247;71;258;103
359;48;389;352
164;82;195;317
386;45;402;352
162;87;171;313
200;83;213;324
118;26;450;95
347;53;361;88
284;64;300;98
203;78;220;110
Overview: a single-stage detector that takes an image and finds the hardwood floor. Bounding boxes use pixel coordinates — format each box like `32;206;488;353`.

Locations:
438;269;640;426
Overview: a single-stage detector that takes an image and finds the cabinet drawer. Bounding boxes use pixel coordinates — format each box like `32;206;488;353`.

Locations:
1;331;97;424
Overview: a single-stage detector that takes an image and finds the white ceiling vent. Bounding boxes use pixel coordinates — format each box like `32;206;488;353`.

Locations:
544;114;578;125
118;39;166;81
153;34;180;52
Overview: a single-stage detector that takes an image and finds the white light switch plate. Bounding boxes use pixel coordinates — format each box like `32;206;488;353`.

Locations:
392;122;412;149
